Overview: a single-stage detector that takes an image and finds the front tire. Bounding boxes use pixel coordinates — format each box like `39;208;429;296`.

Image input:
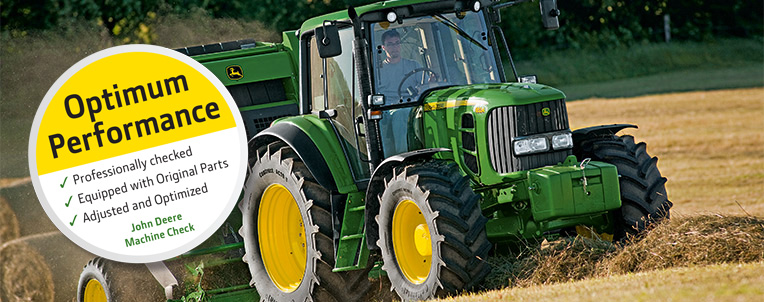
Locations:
574;134;673;240
76;257;164;302
377;160;491;301
240;142;371;301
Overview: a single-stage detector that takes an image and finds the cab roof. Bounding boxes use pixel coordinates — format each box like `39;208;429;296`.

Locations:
299;0;448;33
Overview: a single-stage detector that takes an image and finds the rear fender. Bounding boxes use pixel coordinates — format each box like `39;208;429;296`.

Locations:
250;117;357;193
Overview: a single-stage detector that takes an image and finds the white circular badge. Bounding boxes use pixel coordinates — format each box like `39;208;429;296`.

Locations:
28;45;248;263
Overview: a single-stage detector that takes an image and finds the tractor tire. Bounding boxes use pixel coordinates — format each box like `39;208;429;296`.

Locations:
574;134;672;240
76;257;165;302
239;141;372;302
0;196;20;244
0;241;54;302
377;160;491;301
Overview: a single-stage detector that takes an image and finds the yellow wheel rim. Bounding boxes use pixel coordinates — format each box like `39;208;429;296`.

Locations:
258;184;307;293
83;279;107;302
392;200;431;284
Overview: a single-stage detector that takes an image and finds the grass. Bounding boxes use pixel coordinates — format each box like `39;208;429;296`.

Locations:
514;38;764;88
557;64;764;100
441;261;764;302
435;214;764;302
512;38;764;100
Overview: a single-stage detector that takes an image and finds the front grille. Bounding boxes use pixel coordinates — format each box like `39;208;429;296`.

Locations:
487;99;571;174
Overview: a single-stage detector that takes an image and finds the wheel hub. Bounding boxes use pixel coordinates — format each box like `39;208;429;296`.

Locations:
83;279;107;302
258;184;307;293
392;200;431;284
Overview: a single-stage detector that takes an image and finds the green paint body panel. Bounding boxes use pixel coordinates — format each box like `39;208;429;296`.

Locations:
528;160;621;222
420;83;566;185
481;156;621;242
300;0;439;32
203;50;294;85
334;191;370;272
271;116;358;194
193;31;300;114
205;288;260;302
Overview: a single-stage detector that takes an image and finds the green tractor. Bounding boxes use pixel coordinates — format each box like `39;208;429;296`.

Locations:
76;0;671;301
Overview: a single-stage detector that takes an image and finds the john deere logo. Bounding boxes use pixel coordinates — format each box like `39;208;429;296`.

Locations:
541;107;551;117
227;65;243;80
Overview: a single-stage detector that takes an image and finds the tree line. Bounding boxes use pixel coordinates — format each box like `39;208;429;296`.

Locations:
2;0;761;55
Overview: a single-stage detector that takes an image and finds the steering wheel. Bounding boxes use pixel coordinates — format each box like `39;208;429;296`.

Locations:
396;67;438;99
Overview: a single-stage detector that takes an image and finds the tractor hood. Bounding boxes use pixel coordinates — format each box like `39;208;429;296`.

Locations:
421;82;566;110
418;82;571;185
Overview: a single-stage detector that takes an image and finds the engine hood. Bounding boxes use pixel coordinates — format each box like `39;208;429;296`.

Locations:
422;83;566;111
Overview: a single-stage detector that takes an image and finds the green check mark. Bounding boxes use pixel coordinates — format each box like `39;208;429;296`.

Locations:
60;176;68;188
70;214;78;226
65;196;72;207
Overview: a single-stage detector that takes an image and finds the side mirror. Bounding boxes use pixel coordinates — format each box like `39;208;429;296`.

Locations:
539;0;560;30
316;23;342;58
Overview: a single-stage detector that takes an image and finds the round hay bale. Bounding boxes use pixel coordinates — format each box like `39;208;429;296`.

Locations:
0;196;20;245
0;241;54;302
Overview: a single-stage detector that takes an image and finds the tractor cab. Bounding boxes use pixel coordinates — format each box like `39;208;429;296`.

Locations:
368;11;501;104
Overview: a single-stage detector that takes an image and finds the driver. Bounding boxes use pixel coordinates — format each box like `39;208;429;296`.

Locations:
376;29;427;157
377;29;425;100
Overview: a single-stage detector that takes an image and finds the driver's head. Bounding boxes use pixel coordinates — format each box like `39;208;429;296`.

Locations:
381;29;402;63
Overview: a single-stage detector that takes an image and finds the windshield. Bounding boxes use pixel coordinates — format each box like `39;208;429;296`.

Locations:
371;11;500;105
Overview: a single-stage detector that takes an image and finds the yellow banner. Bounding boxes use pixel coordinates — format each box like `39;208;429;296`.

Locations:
35;51;236;175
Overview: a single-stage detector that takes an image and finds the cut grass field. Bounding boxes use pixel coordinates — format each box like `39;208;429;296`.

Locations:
567;88;764;217
443;261;764;302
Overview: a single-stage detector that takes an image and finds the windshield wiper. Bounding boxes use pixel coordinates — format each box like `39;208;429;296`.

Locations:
433;14;487;51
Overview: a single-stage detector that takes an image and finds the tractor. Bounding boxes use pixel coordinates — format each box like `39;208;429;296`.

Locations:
76;0;672;301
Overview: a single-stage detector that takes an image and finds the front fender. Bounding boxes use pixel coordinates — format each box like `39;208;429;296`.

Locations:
572;124;637;141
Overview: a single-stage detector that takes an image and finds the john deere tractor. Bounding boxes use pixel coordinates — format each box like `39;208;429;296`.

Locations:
76;1;671;301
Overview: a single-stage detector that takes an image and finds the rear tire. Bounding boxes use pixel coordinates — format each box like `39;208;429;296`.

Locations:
76;257;164;302
377;160;491;301
574;134;672;240
240;141;372;301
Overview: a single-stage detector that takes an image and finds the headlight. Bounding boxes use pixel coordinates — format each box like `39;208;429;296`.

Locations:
514;137;549;155
552;133;573;150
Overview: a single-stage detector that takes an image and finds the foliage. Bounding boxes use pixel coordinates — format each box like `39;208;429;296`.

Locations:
2;0;760;50
499;0;763;58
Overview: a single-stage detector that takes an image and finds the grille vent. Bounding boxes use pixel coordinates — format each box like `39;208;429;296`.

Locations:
487;99;571;174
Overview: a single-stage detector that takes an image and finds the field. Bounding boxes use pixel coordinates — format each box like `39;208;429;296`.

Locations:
1;15;763;301
1;87;762;301
568;88;764;217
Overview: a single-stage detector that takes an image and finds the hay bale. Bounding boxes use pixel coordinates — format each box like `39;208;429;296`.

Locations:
0;241;54;302
483;214;764;290
604;214;764;274
0;196;20;245
484;237;617;289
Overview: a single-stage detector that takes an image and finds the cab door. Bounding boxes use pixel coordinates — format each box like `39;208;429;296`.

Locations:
307;27;371;182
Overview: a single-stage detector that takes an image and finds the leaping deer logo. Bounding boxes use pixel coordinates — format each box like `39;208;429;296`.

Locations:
227;65;243;80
